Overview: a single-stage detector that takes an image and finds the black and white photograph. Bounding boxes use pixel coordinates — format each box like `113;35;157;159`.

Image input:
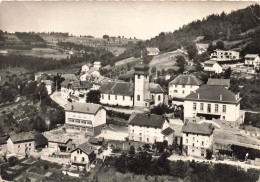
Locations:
0;1;260;181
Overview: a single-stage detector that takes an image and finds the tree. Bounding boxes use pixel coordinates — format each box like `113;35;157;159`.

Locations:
169;160;188;178
176;55;186;67
34;82;48;103
206;149;213;160
129;145;135;156
186;43;198;60
151;104;169;115
216;40;224;50
86;90;101;104
103;34;109;39
8;156;19;166
22;81;37;96
224;67;232;79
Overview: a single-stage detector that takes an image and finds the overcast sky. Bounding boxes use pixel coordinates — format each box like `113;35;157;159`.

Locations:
0;1;255;40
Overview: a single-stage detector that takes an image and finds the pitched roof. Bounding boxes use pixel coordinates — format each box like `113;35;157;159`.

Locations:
47;135;72;144
128;113;168;128
61;74;79;81
169;74;203;86
88;137;104;145
204;60;218;65
71;81;93;89
99;82;134;96
161;127;174;136
182;123;214;135
9;132;35;144
34;133;48;147
65;102;104;115
185;85;240;103
149;83;165;93
207;79;230;87
71;141;94;155
146;47;160;53
245;54;258;58
61;79;71;87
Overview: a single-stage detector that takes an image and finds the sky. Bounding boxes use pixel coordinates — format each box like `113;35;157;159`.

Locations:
0;1;256;40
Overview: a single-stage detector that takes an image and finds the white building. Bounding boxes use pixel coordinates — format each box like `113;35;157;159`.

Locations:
81;65;90;73
100;82;134;107
207;78;230;89
183;85;241;123
203;61;223;73
244;54;260;68
168;74;203;100
93;62;101;69
182;123;214;157
146;47;160;56
70;141;95;170
128;113;174;144
210;49;240;61
65;102;106;136
7;132;35;155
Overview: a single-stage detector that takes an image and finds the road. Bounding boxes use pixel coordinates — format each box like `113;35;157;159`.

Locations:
50;91;69;108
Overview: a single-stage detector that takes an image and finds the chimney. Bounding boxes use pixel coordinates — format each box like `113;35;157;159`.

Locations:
220;94;222;100
198;93;200;99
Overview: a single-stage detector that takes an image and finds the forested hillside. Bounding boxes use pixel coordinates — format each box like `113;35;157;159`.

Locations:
118;4;260;61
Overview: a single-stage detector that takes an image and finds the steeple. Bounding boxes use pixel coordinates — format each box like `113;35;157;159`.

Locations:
134;50;149;75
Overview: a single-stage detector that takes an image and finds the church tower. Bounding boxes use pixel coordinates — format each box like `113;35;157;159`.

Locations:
134;52;150;110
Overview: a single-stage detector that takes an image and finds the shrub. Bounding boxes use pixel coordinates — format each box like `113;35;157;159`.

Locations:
44;164;49;170
8;156;19;166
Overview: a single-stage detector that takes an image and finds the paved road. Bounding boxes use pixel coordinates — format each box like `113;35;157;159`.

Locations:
50;91;69;108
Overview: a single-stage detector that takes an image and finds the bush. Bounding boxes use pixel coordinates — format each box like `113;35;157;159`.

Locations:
44;164;49;170
169;160;188;178
8;156;19;166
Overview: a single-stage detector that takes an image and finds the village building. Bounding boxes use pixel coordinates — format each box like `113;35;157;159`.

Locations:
183;85;241;124
128;113;174;144
80;68;100;81
47;135;73;152
207;78;230;89
7;132;35;155
244;54;260;69
65;102;106;136
93;61;101;69
182;123;214;157
34;133;48;150
210;49;240;61
70;141;95;170
146;47;160;56
149;82;166;106
61;73;79;81
168;74;203;104
81;64;90;73
61;80;92;101
203;61;223;73
196;43;209;54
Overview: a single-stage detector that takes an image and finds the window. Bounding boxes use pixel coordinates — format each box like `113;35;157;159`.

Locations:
158;95;161;101
223;116;225;120
193;103;196;111
182;90;185;94
192;150;194;153
200;103;204;111
147;138;149;142
207;104;211;113
25;144;27;147
81;120;86;124
192;143;194;146
202;141;204;146
223;105;226;112
186;133;188;137
130;97;133;101
115;95;117;100
74;156;77;162
175;85;177;88
186;139;188;143
182;85;185;88
102;94;104;99
132;136;134;140
123;96;125;101
174;90;178;93
137;95;140;101
138;75;140;79
87;120;92;125
18;145;20;148
82;157;85;162
108;95;110;100
215;104;218;112
139;137;142;141
29;143;31;146
193;137;195;141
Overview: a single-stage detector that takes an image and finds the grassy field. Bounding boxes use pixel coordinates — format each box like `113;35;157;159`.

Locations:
105;46;126;56
0;67;30;86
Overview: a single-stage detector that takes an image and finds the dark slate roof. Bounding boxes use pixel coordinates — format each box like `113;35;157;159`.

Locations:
65;102;104;115
72;81;93;89
169;74;203;86
71;141;94;155
61;74;79;81
184;85;240;103
61;79;71;87
88;137;104;145
134;61;149;75
128;113;168;128
9;132;35;144
161;127;174;136
207;79;230;87
149;83;165;93
182;123;214;135
99;82;134;96
34;133;48;147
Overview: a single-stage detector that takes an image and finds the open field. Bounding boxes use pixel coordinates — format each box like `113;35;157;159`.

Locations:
105;46;126;56
104;57;140;69
14;48;70;60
